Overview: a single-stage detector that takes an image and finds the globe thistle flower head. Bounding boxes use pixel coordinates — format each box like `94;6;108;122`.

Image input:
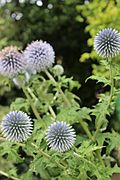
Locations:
23;40;55;73
1;111;33;142
0;46;24;78
94;28;120;58
46;121;76;152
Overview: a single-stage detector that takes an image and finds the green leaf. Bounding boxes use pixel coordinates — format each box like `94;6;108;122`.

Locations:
57;106;78;124
91;94;110;130
106;131;120;154
86;75;110;85
57;106;91;124
10;98;30;112
21;171;33;180
78;107;92;121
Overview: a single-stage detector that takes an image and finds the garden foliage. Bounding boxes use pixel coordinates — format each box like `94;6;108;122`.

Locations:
0;1;120;180
0;38;120;179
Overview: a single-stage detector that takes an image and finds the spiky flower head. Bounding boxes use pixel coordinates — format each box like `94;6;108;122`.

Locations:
46;121;76;152
53;64;64;76
0;46;24;78
23;40;55;73
1;111;33;142
94;28;120;58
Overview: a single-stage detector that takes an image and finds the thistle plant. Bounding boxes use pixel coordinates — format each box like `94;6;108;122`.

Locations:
93;28;120;139
1;31;120;180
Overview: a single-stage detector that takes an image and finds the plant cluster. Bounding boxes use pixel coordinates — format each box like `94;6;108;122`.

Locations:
0;29;120;179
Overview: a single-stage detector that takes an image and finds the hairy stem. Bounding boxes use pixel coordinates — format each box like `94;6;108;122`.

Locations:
45;70;71;106
0;170;19;180
26;85;56;120
48;105;56;119
22;86;41;120
79;119;94;141
31;143;66;169
27;87;38;101
96;149;105;167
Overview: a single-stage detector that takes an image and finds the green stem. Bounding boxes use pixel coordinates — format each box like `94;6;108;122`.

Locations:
31;143;66;169
27;87;38;101
93;114;103;139
108;61;114;104
22;86;41;120
79;119;104;166
45;70;71;106
48;105;56;119
94;60;114;139
31;143;51;159
79;119;94;141
0;170;19;180
96;150;105;167
27;85;56;120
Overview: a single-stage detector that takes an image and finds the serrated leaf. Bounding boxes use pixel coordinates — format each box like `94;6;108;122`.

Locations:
106;131;120;154
78;107;92;121
77;140;103;156
57;107;79;124
10;97;30;112
91;94;110;130
86;75;110;85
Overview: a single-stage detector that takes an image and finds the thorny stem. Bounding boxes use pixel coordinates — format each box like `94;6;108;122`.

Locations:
22;85;41;120
94;59;114;139
45;70;71;107
31;143;66;170
0;170;19;180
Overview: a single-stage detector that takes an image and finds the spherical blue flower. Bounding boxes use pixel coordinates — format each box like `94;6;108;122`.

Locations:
46;121;76;152
0;46;24;78
94;28;120;58
1;111;33;142
23;40;55;73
